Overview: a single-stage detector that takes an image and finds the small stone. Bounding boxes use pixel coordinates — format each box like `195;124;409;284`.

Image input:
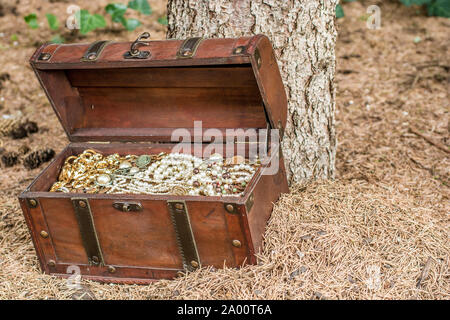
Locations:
348;275;356;284
289;269;299;280
313;292;326;300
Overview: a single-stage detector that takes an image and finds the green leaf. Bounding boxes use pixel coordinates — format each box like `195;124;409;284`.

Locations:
105;3;128;23
77;10;106;34
50;35;64;44
400;0;432;6
336;4;345;19
24;14;39;29
46;13;59;30
123;18;141;30
128;0;152;15
157;16;168;25
427;0;450;17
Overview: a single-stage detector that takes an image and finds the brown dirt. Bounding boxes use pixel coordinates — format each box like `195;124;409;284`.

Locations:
0;0;448;299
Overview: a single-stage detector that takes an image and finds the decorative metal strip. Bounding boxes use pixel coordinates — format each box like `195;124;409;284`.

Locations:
72;198;104;266
81;40;110;62
167;201;200;271
177;37;203;58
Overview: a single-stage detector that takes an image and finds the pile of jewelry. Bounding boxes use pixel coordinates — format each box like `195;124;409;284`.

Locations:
50;149;259;196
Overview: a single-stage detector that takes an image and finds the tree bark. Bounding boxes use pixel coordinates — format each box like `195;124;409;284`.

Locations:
167;0;337;184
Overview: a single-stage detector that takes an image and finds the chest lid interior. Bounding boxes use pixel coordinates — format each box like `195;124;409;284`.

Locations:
30;35;287;143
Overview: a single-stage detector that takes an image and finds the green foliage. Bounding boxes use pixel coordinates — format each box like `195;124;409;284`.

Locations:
336;4;345;18
123;18;141;30
24;14;39;29
77;9;106;34
105;1;152;31
127;0;152;15
105;3;128;23
336;1;357;19
400;0;450;17
46;13;59;30
157;16;168;25
426;0;450;17
400;0;431;5
50;35;64;44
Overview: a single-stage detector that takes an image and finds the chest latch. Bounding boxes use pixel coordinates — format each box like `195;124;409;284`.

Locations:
123;32;151;59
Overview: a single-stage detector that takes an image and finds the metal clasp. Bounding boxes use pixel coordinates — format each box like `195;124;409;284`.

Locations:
113;202;143;212
124;32;151;59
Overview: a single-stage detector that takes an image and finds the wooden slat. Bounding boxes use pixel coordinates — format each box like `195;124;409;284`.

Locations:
76;86;266;131
66;66;257;88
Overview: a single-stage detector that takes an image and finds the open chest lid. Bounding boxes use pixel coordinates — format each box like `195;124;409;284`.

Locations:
30;34;287;143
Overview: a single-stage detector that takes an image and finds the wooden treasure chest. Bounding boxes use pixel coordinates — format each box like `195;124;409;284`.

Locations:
19;33;289;283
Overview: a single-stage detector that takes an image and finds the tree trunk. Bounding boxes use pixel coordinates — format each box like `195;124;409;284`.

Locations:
167;0;337;184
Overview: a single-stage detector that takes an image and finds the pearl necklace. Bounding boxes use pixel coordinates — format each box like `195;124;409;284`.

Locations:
52;151;259;196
